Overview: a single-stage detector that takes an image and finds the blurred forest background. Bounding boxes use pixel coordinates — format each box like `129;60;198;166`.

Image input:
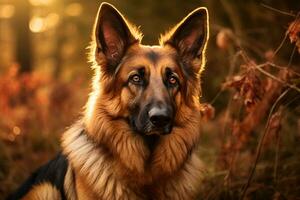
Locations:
0;0;300;199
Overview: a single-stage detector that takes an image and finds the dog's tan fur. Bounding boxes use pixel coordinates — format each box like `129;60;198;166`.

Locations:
21;183;61;200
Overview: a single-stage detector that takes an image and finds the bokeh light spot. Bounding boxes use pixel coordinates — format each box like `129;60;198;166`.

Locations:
29;16;46;33
65;3;83;17
0;4;15;19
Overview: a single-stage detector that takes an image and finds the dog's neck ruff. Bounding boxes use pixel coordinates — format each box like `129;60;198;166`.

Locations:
61;122;144;199
61;121;205;200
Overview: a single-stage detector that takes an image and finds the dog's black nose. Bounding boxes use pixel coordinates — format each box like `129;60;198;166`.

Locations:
148;107;171;127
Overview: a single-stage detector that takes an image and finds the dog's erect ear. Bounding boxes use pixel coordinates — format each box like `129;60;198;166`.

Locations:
161;7;209;74
94;3;141;72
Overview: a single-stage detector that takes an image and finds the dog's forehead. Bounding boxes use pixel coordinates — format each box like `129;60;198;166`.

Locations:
122;44;179;70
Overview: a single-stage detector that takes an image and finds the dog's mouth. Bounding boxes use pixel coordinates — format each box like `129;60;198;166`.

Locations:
141;124;174;152
143;123;173;136
128;116;173;136
127;110;174;152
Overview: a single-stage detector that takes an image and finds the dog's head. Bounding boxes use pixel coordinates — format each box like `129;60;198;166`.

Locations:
86;3;209;137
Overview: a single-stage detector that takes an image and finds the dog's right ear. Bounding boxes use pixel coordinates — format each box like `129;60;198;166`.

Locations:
160;7;209;75
93;3;141;73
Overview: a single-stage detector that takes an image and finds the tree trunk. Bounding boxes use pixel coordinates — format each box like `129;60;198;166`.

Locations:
13;0;32;72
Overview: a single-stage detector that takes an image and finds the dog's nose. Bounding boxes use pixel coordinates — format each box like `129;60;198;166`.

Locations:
148;107;171;127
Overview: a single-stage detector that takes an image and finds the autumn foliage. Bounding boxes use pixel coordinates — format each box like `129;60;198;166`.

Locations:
0;64;87;195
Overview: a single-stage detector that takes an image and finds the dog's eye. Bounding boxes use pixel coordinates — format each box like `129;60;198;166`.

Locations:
130;74;142;84
168;75;178;86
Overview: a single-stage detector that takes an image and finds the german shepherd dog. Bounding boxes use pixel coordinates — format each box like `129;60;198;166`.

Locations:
7;2;209;200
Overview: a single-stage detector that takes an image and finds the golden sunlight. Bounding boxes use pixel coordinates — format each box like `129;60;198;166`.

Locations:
29;16;45;33
0;4;15;19
29;0;55;6
65;3;83;17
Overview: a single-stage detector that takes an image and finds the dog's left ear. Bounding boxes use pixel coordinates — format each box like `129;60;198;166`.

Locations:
161;7;209;74
94;3;141;73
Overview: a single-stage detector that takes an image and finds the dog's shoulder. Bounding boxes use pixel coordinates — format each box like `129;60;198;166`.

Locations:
6;153;69;200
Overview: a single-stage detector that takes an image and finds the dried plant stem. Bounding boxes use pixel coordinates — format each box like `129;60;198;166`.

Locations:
239;89;289;200
273;34;288;56
222;99;233;137
221;48;239;135
261;4;296;17
265;62;300;77
255;66;300;93
273;130;280;187
239;51;300;93
221;0;244;41
210;89;223;105
288;45;297;66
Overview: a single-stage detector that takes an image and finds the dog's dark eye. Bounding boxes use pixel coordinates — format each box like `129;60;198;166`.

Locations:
169;76;177;85
130;74;142;84
168;75;178;86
